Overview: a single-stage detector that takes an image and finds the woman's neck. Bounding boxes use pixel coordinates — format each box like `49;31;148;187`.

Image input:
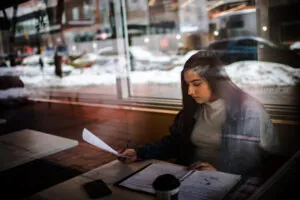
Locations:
208;94;218;102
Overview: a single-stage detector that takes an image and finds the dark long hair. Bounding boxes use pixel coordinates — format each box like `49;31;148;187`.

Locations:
180;50;250;137
176;50;260;165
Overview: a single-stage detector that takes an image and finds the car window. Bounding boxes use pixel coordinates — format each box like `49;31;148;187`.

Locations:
235;39;258;46
209;41;229;49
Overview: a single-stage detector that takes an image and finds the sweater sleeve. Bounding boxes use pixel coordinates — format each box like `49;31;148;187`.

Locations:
135;110;184;160
259;106;280;155
241;98;280;154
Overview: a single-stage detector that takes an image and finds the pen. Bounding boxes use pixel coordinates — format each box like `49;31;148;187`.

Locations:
179;169;196;182
126;140;132;149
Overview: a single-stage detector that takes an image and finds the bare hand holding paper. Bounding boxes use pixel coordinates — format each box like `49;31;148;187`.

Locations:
82;128;125;157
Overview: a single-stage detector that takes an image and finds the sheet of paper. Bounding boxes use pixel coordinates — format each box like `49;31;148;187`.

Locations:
82;128;123;157
179;170;241;200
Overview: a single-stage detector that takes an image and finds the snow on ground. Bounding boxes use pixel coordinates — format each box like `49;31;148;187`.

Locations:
0;88;31;99
0;64;74;77
225;61;300;87
20;71;116;88
1;60;300;99
129;67;181;84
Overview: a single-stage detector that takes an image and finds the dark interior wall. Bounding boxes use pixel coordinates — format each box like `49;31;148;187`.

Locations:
275;123;300;156
269;2;300;43
38;102;176;144
1;101;299;157
27;101;300;156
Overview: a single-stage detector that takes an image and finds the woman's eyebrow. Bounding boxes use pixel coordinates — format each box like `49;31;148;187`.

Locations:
184;79;202;84
190;79;202;83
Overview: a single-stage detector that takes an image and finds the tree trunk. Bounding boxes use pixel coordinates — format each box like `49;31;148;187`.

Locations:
7;6;18;66
55;0;64;77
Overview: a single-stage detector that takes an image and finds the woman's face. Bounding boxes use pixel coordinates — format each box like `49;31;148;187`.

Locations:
184;69;212;104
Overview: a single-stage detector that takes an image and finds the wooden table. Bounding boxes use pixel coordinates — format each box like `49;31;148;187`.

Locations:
27;159;261;200
27;159;154;200
0;129;78;172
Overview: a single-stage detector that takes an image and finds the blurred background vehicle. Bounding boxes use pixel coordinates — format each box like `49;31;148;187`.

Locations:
207;36;300;68
289;41;300;55
95;46;120;65
74;32;94;43
171;50;199;67
94;28;112;40
70;46;175;71
65;51;96;69
129;46;174;71
207;36;279;63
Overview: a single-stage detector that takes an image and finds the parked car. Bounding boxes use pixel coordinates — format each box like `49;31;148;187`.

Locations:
290;41;300;55
74;32;94;43
129;46;174;71
94;28;112;40
95;46;121;66
207;36;300;68
68;52;97;68
207;36;278;63
94;46;174;71
171;50;199;67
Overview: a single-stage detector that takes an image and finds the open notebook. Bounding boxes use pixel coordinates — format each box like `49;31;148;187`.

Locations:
115;162;242;200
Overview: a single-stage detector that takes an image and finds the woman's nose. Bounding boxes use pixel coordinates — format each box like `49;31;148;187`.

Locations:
188;86;194;96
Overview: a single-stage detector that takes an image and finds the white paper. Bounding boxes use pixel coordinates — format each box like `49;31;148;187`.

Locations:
119;162;188;194
179;170;241;200
82;128;123;157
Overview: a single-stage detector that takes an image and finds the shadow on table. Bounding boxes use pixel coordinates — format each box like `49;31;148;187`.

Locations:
0;159;82;200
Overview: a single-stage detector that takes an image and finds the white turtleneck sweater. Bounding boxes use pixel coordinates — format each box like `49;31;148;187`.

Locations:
191;99;226;168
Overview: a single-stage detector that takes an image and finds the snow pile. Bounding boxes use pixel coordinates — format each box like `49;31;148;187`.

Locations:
0;61;300;93
225;61;300;87
0;65;74;77
20;73;116;88
0;88;30;99
130;67;181;84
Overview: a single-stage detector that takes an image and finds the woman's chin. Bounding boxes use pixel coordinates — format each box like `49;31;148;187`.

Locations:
194;98;204;104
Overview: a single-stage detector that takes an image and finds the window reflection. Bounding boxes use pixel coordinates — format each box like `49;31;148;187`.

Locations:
0;0;299;105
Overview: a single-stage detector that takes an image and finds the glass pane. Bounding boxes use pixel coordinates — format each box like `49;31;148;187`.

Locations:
0;0;131;100
126;0;300;106
1;0;299;106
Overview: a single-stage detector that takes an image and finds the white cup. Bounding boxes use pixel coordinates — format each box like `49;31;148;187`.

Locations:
155;188;179;200
152;174;180;200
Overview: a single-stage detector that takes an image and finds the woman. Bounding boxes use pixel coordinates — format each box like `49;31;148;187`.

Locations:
119;50;279;176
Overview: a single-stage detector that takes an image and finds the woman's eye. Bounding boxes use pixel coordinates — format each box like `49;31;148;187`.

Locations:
193;82;202;86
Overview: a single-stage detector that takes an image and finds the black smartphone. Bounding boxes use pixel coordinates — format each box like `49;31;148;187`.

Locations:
82;179;112;199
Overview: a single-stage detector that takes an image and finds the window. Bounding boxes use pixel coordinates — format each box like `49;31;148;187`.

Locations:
1;0;300;106
72;7;79;20
1;2;300;195
62;11;66;24
83;3;90;19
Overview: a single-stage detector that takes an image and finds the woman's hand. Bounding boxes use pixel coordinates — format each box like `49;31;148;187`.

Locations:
117;148;137;164
188;161;216;171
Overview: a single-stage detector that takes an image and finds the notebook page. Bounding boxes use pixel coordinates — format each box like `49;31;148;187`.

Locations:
179;170;241;200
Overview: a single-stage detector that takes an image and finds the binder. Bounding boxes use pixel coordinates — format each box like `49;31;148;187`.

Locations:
114;161;244;199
